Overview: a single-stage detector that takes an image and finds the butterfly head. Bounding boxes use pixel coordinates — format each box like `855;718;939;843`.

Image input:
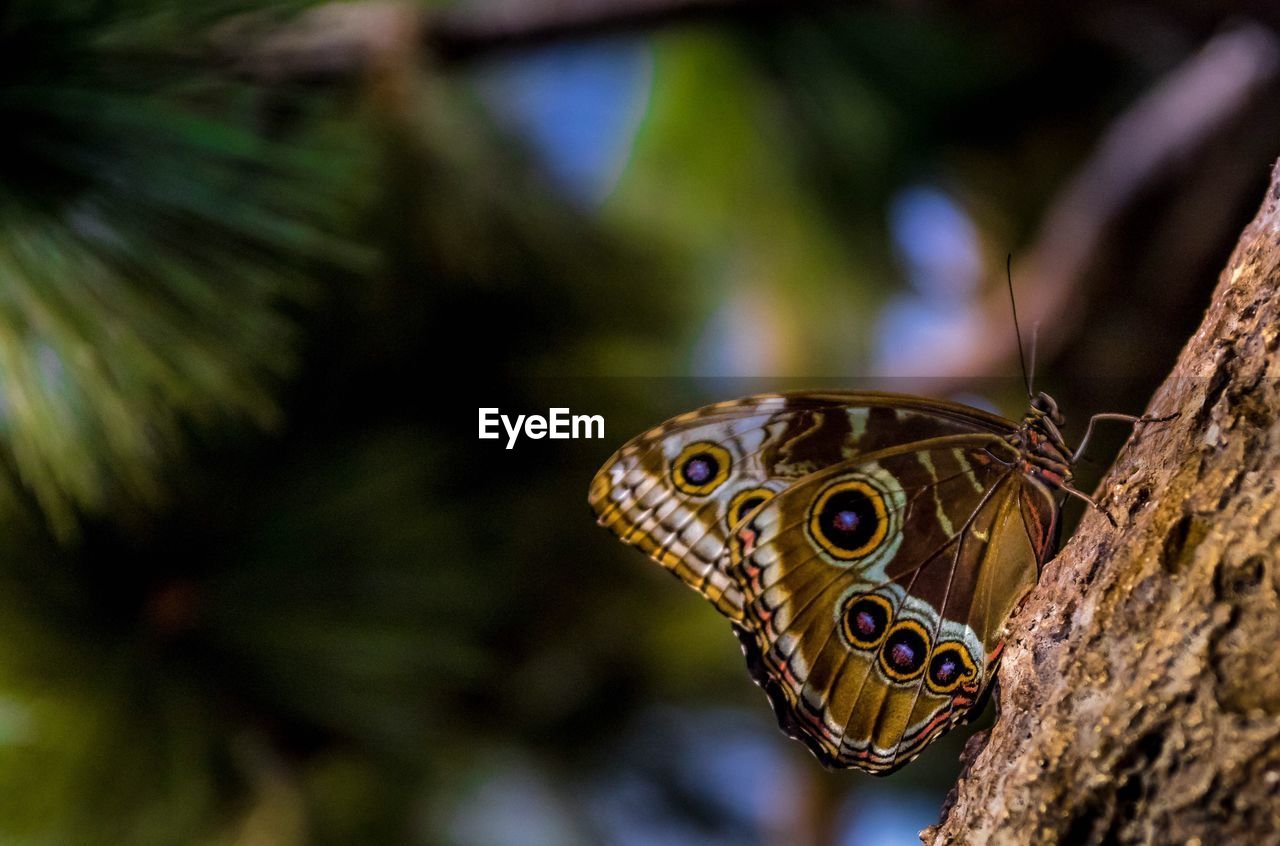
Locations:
1030;391;1065;427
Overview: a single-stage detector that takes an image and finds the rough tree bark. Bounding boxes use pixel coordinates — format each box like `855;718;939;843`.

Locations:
923;164;1280;844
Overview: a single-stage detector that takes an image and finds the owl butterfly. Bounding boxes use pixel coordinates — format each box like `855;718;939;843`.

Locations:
589;386;1161;774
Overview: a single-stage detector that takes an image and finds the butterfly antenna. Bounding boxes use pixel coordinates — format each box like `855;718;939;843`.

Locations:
1006;253;1032;398
1028;320;1041;396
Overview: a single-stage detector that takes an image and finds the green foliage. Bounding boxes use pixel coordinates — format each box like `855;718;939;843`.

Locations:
0;0;368;537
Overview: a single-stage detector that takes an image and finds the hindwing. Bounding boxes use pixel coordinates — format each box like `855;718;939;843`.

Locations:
729;436;1054;772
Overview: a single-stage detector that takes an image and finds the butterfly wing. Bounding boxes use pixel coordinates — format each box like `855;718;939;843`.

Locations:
730;436;1058;773
589;393;1014;622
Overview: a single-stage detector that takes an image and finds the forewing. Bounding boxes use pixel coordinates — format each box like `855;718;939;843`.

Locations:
589;393;1010;622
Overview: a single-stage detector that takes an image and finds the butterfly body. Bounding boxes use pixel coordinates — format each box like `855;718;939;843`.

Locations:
590;390;1077;774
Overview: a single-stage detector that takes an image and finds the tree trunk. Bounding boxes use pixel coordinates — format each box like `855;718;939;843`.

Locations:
923;163;1280;844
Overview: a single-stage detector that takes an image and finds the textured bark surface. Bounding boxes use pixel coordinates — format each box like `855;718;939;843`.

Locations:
923;165;1280;844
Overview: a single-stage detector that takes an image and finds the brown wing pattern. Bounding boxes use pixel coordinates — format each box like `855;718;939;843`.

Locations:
588;391;1058;773
730;438;1054;772
588;393;1012;621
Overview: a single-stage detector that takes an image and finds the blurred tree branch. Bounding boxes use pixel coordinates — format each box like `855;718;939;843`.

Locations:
425;0;805;62
904;23;1280;393
225;0;810;80
923;160;1280;845
233;5;1280;400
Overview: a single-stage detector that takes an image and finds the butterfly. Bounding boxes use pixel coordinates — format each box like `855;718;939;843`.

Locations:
589;384;1163;774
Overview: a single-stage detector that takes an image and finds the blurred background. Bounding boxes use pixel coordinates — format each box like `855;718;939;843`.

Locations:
1;1;1278;843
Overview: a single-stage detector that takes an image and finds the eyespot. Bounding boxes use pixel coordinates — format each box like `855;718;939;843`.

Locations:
925;641;978;695
878;619;930;682
727;486;773;527
839;593;893;650
807;477;889;561
671;441;732;496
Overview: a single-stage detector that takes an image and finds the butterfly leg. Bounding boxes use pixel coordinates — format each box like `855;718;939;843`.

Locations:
1072;412;1179;463
1061;484;1118;527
